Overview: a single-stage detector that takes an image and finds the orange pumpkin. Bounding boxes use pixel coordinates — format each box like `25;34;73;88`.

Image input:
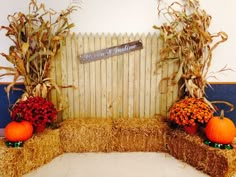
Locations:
4;121;33;142
205;110;235;144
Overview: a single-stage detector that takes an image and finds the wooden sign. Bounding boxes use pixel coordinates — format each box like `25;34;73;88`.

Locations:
79;40;143;63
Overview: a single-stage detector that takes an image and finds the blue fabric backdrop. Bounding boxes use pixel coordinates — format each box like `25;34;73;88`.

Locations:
0;83;235;127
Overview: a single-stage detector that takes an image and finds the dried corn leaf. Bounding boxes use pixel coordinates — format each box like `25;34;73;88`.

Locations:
0;0;77;109
154;0;228;102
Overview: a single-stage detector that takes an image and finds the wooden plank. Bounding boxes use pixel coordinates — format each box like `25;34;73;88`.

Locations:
139;33;146;118
122;34;129;118
117;34;124;118
155;38;162;116
160;56;168;117
83;34;91;118
100;34;107;118
80;40;143;63
89;34;96;118
60;38;69;119
71;33;80;118
111;34;118;118
77;33;85;118
66;34;74;118
54;41;63;121
106;34;112;118
144;33;152;118
49;47;58;108
128;34;135;118
133;33;141;118
150;34;158;117
94;34;102;118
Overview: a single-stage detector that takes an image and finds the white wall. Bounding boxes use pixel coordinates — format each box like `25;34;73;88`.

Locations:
0;0;235;82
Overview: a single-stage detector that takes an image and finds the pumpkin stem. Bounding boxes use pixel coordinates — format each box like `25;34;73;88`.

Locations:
15;113;22;122
220;110;224;119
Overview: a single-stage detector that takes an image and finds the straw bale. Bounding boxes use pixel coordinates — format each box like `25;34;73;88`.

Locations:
0;139;24;177
0;129;62;177
21;129;63;175
111;118;170;152
60;118;113;152
166;128;236;177
1;117;236;177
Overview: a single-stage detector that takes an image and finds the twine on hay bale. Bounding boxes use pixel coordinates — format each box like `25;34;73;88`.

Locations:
0;129;62;177
111;118;170;152
166;128;236;177
60;118;113;152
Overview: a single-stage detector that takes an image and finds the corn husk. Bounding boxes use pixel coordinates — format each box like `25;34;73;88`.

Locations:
154;0;228;100
0;0;77;108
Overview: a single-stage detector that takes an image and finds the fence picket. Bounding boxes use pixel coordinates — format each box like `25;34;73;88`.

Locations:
106;34;112;118
139;33;146;118
144;33;152;118
72;33;80;118
100;34;107;118
128;34;135;118
77;33;85;118
150;34;158;117
133;34;141;118
117;34;124;118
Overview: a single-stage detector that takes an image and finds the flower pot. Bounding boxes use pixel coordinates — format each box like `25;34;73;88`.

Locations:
183;124;199;134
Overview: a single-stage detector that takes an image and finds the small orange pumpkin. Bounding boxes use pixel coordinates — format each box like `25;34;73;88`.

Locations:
4;121;33;142
205;110;235;144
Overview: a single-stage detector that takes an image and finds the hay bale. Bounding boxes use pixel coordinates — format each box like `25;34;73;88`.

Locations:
0;129;62;177
2;117;235;177
21;129;63;175
60;118;113;152
166;128;236;177
111;118;170;152
0;139;24;177
60;117;170;153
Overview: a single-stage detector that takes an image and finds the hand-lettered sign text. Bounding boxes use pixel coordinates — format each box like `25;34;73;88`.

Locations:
79;40;143;63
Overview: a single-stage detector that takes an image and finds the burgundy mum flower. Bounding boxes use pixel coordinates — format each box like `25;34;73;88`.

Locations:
11;96;58;130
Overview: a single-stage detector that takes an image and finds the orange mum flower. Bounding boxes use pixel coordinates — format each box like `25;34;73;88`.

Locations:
169;97;213;126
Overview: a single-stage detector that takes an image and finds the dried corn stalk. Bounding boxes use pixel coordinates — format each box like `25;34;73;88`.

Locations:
154;0;228;99
0;0;77;107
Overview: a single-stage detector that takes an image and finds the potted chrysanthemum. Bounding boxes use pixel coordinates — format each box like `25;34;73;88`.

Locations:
11;96;58;133
169;97;213;134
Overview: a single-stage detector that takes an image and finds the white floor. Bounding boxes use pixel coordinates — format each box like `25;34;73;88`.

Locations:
23;152;210;177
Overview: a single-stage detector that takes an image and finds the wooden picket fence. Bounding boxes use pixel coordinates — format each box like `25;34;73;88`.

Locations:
50;33;180;120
